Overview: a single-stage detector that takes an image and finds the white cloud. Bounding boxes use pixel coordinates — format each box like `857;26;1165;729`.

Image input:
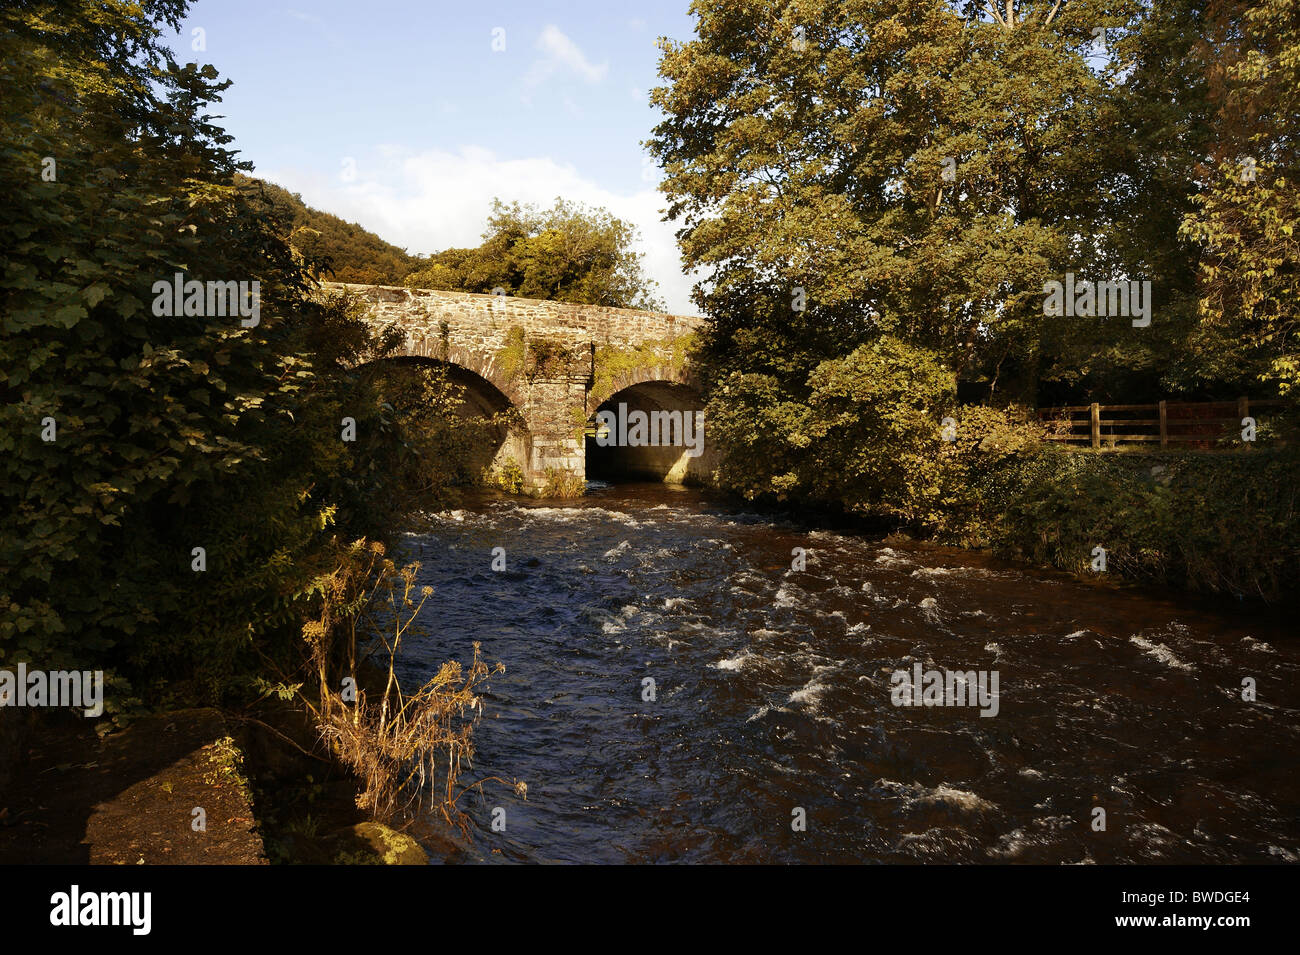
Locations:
524;24;609;89
258;146;700;315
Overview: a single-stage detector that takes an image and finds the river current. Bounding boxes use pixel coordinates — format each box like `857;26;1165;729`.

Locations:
397;483;1299;863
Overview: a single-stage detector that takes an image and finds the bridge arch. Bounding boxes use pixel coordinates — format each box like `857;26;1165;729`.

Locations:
586;380;713;485
368;355;532;480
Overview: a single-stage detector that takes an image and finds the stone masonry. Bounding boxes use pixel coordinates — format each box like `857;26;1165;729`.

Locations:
326;283;706;489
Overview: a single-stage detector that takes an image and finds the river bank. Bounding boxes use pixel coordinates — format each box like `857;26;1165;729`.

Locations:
0;701;446;865
0;708;264;864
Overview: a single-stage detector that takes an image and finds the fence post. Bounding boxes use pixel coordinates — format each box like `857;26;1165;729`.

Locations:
1090;402;1101;449
1159;400;1167;449
1239;396;1250;450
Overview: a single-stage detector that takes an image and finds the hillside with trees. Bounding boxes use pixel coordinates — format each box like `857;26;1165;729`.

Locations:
235;175;418;285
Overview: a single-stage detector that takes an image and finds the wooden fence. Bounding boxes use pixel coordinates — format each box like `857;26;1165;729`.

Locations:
1037;398;1287;449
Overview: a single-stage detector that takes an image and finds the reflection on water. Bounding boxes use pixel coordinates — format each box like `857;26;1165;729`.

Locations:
398;483;1300;863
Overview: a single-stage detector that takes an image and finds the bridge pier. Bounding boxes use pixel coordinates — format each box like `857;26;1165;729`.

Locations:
513;374;590;493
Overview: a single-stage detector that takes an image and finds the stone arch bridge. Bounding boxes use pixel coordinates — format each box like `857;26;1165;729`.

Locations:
325;283;713;491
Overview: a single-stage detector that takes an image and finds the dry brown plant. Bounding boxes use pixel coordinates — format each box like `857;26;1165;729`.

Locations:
298;540;521;829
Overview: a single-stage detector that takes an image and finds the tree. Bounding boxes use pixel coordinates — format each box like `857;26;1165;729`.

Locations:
404;198;666;311
1179;0;1300;396
706;336;957;520
647;0;1145;509
0;0;480;702
649;0;1134;402
2;0;304;687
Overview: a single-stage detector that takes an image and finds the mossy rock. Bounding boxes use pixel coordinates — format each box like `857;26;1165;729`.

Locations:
340;822;428;865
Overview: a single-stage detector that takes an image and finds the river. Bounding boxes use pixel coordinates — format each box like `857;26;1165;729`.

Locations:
398;483;1299;863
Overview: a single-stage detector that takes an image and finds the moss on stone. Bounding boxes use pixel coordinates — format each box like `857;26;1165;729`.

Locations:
348;821;428;865
495;325;526;381
589;334;696;410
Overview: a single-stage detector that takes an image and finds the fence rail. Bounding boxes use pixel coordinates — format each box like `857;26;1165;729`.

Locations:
1037;398;1286;448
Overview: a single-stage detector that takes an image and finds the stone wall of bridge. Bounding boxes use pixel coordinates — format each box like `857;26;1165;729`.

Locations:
325;283;708;491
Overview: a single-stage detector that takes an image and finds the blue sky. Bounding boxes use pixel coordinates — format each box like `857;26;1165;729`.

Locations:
167;1;702;313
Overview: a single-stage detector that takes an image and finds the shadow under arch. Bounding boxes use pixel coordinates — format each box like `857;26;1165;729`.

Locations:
366;355;531;478
586;380;713;485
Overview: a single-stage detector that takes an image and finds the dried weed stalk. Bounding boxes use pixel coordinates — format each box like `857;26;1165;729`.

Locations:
300;540;519;828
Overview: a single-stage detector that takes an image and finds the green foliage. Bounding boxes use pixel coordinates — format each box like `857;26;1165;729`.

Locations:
982;447;1300;600
494;326;527;382
491;326;588;384
204;735;249;788
540;468;585;499
484;458;525;495
707;337;1046;529
706;337;955;522
523;338;577;380
649;0;1297;399
799;339;956;524
927;403;1050;543
404;198;665;310
650;0;1135;403
648;0;1299;598
1178;0;1300;396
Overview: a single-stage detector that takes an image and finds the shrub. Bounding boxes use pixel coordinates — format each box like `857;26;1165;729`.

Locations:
484;458;526;495
541;468;585;499
981;446;1300;600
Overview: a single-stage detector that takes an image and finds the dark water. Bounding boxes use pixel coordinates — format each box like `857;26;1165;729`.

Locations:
398;483;1299;863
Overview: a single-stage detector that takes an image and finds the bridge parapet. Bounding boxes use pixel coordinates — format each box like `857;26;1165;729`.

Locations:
325;283;702;348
